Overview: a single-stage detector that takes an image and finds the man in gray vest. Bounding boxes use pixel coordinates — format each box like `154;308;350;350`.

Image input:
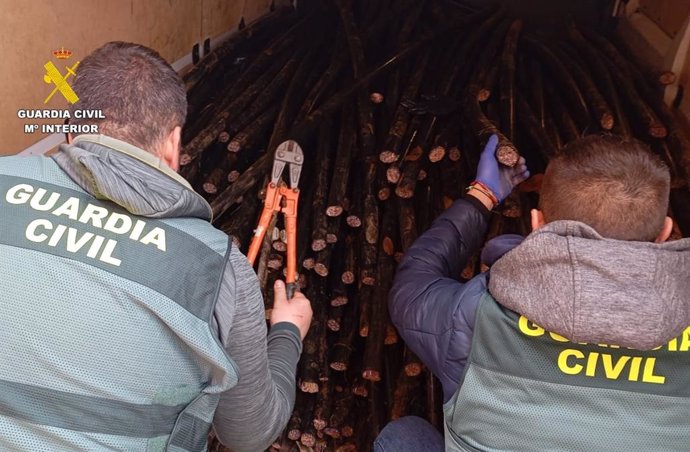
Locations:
0;41;312;451
378;134;690;451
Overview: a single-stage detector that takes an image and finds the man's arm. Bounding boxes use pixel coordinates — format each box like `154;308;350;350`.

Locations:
389;197;490;399
389;135;529;401
212;246;305;452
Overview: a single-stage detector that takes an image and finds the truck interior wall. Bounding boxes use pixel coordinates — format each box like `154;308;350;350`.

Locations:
617;0;690;125
0;0;272;156
4;0;690;155
453;0;615;27
639;0;690;39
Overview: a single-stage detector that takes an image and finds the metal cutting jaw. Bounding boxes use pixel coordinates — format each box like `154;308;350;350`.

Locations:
271;140;303;189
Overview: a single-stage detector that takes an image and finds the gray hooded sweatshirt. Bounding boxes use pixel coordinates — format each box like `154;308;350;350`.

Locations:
490;220;690;350
51;134;301;451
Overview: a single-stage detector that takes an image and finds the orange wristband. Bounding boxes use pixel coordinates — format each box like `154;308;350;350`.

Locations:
466;180;499;206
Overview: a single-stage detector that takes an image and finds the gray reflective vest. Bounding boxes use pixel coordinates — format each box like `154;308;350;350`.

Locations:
0;156;238;451
444;292;690;452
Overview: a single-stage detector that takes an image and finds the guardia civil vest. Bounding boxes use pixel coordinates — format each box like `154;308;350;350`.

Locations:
0;156;238;451
444;292;690;452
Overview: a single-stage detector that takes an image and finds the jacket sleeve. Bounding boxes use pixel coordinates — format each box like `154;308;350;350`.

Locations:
389;197;490;402
212;246;302;452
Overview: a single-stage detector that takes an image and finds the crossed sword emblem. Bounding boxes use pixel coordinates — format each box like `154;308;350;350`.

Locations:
43;61;80;104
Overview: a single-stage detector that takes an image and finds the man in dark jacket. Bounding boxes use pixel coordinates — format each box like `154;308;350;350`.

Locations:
376;134;690;451
0;42;312;451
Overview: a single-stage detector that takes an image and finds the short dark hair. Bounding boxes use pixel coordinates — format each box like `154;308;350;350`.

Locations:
68;41;186;152
539;135;670;241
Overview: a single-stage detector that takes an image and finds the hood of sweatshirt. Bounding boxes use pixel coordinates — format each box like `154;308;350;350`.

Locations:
489;220;690;350
52;134;212;221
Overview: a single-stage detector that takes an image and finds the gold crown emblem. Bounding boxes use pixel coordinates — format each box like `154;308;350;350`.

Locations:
53;47;72;60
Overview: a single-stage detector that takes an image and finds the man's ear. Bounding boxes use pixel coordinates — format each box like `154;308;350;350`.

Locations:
655;216;674;243
66;133;74;144
159;126;182;172
531;209;545;232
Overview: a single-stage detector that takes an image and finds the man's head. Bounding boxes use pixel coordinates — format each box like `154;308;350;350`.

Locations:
68;42;186;170
533;134;673;242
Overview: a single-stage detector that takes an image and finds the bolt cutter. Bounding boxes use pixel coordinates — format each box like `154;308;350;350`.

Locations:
247;140;303;299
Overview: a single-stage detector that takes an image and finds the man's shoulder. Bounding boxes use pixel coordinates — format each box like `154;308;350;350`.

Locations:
450;272;490;329
1;154;63;177
467;271;489;292
0;155;88;195
161;216;230;256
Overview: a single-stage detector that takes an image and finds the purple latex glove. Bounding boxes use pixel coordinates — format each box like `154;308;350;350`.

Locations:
475;134;530;202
